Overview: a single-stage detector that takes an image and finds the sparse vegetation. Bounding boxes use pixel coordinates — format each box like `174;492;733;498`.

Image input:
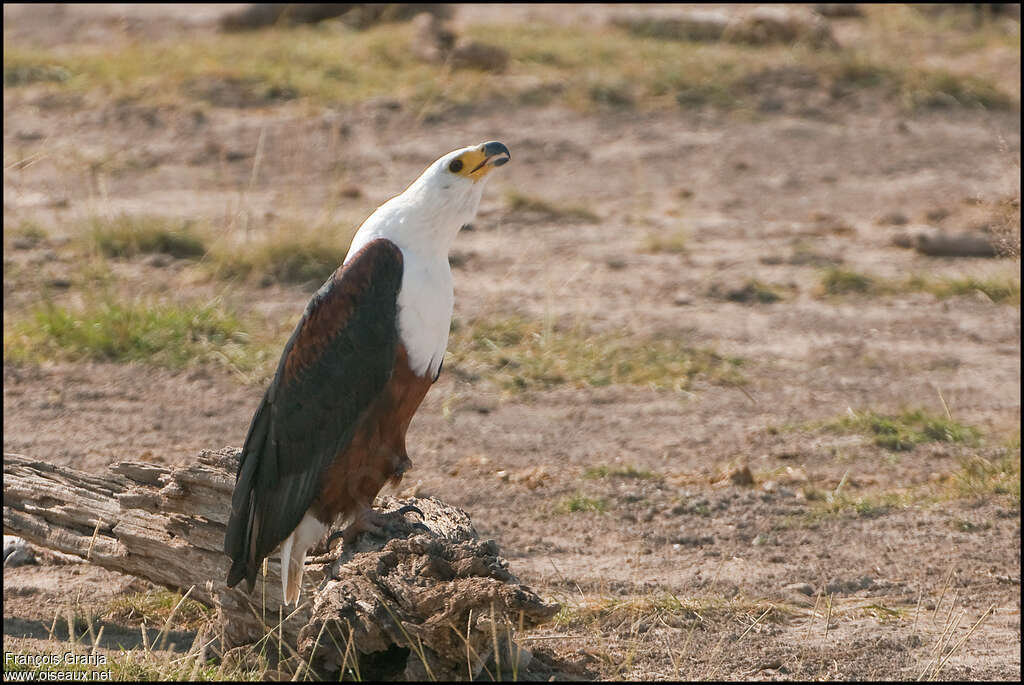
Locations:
584;464;659;480
554;593;791;632
822;408;981;451
828;56;1013;109
3;62;71;86
950;454;1020;502
820;267;876;295
3;25;443;108
787;444;1019;529
447;316;744;392
3;297;268;372
641;228;688;254
87;214;207;260
106;589;213;630
819;268;1020;304
560;493;609;513
505;190;601;223
820;488;913;519
5;9;1012;117
209;225;354;286
914;275;1021;304
5;219;49;247
588;80;635;108
711;279;787;304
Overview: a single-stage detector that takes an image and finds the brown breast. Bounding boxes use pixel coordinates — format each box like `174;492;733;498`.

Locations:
310;344;433;523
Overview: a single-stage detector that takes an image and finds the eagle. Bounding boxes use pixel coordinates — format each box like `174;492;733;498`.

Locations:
224;141;511;604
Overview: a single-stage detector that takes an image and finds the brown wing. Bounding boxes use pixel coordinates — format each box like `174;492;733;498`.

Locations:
224;238;403;592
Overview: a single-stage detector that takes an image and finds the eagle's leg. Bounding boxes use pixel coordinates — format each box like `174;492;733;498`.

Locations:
344;505;426;540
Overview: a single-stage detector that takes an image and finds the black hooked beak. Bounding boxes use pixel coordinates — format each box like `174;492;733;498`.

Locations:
473;141;511;172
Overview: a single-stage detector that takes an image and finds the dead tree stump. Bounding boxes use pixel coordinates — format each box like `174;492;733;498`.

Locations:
2;449;558;679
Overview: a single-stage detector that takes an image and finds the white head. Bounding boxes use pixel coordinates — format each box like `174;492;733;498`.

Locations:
350;141;511;259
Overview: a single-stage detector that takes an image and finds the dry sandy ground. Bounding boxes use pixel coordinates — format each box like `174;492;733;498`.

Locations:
3;3;1021;681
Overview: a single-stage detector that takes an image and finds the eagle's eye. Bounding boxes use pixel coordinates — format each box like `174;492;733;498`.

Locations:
448;159;463;173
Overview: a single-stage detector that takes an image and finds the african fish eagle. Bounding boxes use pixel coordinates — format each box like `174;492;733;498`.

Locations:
224;141;511;604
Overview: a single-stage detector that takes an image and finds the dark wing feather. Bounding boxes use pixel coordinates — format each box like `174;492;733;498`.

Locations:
224;239;404;591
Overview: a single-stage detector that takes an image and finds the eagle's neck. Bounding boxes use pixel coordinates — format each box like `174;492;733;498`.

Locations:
353;174;485;256
344;182;484;378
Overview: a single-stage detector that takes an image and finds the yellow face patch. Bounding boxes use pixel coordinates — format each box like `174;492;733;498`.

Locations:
446;142;510;182
450;149;498;182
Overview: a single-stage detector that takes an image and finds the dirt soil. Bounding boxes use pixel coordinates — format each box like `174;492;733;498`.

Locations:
3;3;1021;681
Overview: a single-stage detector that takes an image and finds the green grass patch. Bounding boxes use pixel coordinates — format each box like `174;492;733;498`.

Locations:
505;190;601;223
820;267;876;295
823;408;981;452
87;214;207;260
819;268;1020;305
560;494;608;514
912;275;1021;304
584;464;659;480
447;316;745;393
209;225;354;286
3;296;268;372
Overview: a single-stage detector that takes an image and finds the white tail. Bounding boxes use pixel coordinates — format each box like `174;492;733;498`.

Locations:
279;513;328;605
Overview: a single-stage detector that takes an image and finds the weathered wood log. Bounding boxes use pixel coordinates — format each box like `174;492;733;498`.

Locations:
892;227;1001;258
914;230;1000;258
2;449;557;679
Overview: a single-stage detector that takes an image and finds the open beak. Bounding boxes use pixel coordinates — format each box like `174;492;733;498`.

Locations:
470;141;511;174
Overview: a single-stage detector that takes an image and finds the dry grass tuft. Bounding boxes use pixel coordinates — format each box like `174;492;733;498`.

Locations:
208;223;355;287
950;454;1020;502
584;465;659;480
641;228;688;254
4;219;50;248
505;190;601;223
106;590;212;631
87;214;207;260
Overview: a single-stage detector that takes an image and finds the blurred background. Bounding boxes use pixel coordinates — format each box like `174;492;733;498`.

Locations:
3;3;1021;680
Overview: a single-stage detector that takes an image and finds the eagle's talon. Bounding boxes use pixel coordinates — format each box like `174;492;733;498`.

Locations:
396;504;424;519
